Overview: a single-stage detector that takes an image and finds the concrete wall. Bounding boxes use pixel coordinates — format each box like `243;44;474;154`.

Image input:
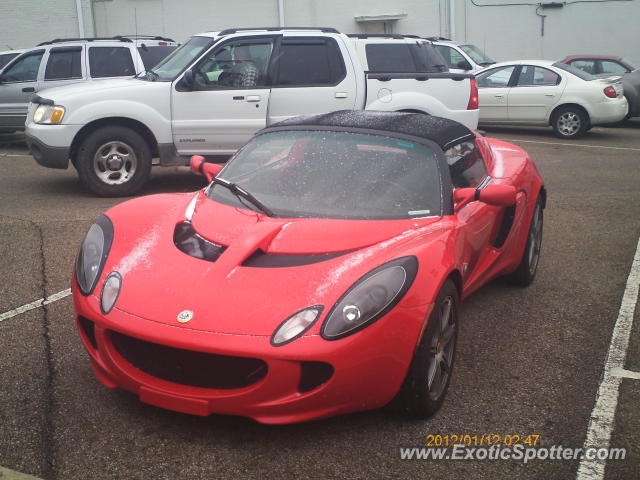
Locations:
0;0;94;50
1;0;638;67
456;0;640;65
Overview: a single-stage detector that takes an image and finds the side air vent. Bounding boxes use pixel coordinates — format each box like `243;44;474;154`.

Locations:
173;221;226;262
493;205;516;248
242;249;352;268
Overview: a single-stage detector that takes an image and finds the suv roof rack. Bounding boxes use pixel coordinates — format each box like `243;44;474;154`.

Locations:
347;33;421;39
218;27;340;36
116;35;176;42
36;35;176;47
37;36;134;46
424;36;451;42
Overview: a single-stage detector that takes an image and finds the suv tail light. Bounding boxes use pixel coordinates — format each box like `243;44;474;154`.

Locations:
467;78;479;110
603;86;617;98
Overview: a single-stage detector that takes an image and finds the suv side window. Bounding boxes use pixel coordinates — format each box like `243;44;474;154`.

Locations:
274;37;346;86
1;51;44;82
44;47;83;80
192;39;274;90
89;47;135;77
445;141;487;189
434;45;466;69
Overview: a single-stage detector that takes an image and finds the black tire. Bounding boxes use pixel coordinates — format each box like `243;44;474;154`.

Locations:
505;197;544;286
551;106;588;139
76;126;152;197
392;279;459;418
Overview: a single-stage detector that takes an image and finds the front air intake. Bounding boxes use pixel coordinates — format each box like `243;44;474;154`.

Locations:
173;221;226;262
110;331;267;389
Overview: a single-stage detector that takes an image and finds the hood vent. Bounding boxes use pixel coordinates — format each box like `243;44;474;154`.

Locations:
174;221;226;262
242;249;353;268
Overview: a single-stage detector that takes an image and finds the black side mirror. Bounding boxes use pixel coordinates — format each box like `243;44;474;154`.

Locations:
181;68;195;90
457;60;473;71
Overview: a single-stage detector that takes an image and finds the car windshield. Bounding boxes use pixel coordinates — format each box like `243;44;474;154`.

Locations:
459;44;494;65
144;36;215;81
207;130;443;220
552;61;596;81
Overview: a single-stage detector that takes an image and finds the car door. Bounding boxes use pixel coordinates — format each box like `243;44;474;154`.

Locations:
0;49;45;129
447;141;501;287
476;65;517;122
37;45;85;92
507;65;563;123
266;35;357;125
171;36;275;156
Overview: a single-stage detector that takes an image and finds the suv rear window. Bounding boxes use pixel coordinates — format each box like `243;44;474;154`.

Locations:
274;37;346;86
137;45;178;70
89;46;135;77
366;43;447;73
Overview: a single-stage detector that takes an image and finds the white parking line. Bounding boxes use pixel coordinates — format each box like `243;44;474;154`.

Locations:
0;153;26;157
610;367;640;380
576;235;640;480
500;138;640;152
0;289;71;323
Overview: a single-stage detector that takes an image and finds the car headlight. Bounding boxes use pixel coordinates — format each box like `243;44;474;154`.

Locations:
33;104;65;124
75;215;114;295
321;256;418;340
271;306;323;346
100;272;122;314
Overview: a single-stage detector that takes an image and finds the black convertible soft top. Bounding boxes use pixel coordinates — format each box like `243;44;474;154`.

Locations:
266;110;476;150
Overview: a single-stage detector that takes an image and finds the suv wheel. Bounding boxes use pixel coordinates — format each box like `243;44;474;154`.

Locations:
76;126;152;197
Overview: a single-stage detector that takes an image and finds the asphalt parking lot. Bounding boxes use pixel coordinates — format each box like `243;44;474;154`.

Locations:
1;121;639;480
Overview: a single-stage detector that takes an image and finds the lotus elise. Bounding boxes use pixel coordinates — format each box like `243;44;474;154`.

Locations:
73;111;545;424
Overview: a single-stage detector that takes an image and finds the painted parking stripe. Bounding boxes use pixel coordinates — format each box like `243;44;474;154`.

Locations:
576;235;640;480
0;466;44;479
0;153;27;157
610;367;640;380
0;289;71;323
499;138;640;152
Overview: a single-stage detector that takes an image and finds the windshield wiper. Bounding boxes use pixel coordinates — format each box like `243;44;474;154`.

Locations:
212;177;275;217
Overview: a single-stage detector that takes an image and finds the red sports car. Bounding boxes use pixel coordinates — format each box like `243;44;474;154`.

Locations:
73;111;545;424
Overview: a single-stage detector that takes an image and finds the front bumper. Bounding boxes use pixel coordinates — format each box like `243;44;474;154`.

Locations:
25;133;70;169
25;121;83;169
73;286;430;424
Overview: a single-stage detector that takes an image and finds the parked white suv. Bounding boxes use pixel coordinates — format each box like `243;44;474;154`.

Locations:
26;28;479;196
429;37;495;74
0;36;178;132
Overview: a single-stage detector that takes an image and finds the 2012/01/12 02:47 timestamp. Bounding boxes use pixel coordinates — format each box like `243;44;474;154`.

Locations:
425;434;542;448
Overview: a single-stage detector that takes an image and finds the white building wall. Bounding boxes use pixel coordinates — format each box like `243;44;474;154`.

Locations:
456;0;640;65
0;0;95;49
1;0;638;66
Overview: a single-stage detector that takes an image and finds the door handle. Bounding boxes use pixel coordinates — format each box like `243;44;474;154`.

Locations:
246;95;261;102
22;87;35;93
335;92;348;99
494;94;504;98
545;93;556;97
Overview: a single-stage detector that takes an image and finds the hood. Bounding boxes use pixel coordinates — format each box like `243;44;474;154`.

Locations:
101;192;448;336
37;77;163;103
